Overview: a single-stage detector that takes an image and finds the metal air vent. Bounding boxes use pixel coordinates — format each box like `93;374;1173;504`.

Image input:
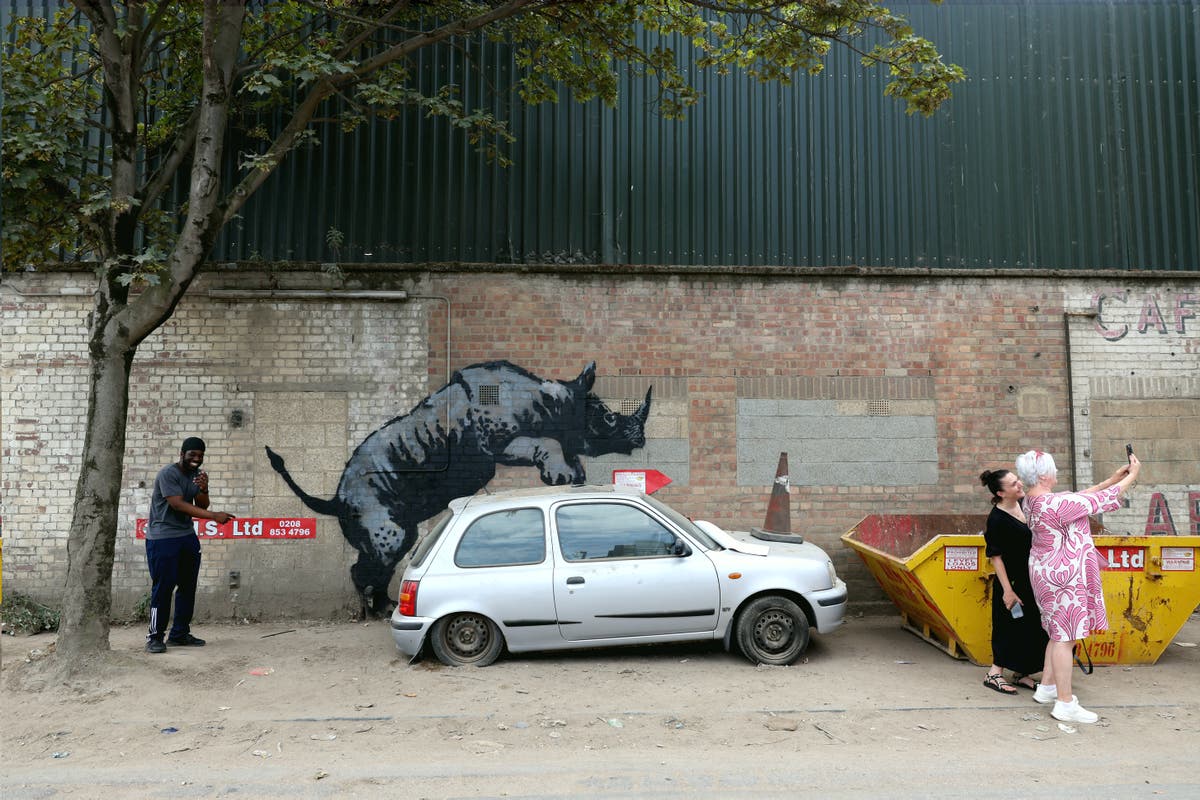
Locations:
620;399;642;415
867;400;891;417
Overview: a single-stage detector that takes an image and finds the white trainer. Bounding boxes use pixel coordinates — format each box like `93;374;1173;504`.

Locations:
1051;696;1099;724
1033;684;1057;705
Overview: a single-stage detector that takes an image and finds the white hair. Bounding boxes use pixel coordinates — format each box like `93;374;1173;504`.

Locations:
1016;450;1057;486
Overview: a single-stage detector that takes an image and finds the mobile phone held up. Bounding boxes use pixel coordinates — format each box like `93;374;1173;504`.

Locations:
1126;443;1134;463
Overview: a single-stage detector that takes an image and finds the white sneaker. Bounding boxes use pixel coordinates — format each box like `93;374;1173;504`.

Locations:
1033;683;1057;704
1051;696;1099;724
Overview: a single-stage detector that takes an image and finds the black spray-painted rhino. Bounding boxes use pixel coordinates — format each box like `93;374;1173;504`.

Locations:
266;360;651;614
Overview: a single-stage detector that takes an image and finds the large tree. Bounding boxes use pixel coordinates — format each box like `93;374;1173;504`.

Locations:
1;0;962;664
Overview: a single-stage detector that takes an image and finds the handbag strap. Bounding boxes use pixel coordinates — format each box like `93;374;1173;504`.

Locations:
1075;640;1094;675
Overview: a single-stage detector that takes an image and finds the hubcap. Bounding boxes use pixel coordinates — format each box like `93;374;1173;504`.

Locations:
447;615;487;656
755;610;794;653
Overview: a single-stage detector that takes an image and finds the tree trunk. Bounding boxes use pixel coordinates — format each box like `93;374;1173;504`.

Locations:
57;328;136;662
52;1;248;666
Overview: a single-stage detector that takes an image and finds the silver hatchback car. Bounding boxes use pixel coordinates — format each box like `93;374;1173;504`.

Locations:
390;485;847;666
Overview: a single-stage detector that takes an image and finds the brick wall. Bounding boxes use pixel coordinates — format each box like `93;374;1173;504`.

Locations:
2;272;426;619
1067;287;1200;536
2;267;1197;618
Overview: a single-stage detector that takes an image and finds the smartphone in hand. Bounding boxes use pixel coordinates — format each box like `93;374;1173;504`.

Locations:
1125;443;1134;463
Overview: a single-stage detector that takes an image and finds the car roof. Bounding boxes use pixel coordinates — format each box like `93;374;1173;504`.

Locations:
447;483;645;514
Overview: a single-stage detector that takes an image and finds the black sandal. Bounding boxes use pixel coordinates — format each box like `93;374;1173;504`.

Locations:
983;673;1018;695
1012;674;1038;690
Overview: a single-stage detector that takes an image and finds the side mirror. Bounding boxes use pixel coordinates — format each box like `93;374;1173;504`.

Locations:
673;537;692;557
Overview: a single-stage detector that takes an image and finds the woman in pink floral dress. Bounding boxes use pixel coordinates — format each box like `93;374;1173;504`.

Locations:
1016;449;1140;724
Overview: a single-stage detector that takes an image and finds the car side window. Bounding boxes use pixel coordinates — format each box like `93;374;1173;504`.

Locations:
556;503;679;561
454;508;546;568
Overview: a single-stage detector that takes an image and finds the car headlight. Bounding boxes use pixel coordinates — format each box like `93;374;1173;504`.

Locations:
826;560;837;588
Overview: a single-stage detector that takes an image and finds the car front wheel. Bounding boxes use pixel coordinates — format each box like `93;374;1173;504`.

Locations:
430;612;504;667
736;595;811;666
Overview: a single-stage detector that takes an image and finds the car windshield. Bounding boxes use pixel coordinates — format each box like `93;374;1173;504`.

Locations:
640;494;721;550
409;511;453;568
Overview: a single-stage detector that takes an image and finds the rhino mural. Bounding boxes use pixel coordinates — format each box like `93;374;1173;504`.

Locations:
266;360;652;614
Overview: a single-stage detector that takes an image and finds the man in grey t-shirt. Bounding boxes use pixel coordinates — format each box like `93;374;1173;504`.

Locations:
144;436;236;653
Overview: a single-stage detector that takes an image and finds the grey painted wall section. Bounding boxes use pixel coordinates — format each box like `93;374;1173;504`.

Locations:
737;400;939;487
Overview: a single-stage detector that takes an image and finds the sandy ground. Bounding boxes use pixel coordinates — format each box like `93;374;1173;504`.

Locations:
3;612;1199;799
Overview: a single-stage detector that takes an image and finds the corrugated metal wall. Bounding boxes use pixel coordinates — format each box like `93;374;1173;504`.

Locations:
6;1;1199;269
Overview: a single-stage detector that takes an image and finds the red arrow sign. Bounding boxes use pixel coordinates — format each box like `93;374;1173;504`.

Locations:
612;469;672;494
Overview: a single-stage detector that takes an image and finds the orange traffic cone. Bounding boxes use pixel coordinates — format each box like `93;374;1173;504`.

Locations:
761;452;792;534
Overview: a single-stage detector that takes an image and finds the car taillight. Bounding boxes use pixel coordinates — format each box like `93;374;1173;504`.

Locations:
398;580;419;617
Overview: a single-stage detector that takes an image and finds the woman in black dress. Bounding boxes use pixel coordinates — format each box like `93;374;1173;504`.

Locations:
979;468;1049;694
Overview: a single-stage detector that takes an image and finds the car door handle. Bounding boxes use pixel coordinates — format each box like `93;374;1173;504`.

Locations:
566;576;585;585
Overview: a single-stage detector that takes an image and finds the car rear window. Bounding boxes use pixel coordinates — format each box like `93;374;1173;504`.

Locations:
409;511;453;569
454;508;546;568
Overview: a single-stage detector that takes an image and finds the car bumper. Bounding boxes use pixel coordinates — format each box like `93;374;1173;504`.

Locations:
806;578;848;633
389;614;433;658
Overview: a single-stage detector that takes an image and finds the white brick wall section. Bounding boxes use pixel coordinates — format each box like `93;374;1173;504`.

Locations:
2;274;426;614
1067;281;1200;527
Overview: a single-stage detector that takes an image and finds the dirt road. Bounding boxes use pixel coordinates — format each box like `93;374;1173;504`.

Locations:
4;613;1198;799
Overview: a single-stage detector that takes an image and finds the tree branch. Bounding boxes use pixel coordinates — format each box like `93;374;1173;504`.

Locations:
348;0;541;83
134;0;177;75
220;0;543;225
122;0;247;342
138;105;202;212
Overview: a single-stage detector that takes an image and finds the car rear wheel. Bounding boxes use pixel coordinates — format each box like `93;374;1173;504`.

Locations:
736;595;811;666
430;612;504;667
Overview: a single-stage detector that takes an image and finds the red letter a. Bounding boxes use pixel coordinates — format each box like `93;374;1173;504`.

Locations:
1144;493;1177;536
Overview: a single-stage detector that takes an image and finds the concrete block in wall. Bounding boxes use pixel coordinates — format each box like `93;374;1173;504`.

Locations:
736;398;938;487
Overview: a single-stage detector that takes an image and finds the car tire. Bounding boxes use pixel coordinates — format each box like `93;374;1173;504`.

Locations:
735;595;811;666
429;612;505;667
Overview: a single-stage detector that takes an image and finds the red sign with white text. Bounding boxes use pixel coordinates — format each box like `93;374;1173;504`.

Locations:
1100;546;1146;571
136;517;316;540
